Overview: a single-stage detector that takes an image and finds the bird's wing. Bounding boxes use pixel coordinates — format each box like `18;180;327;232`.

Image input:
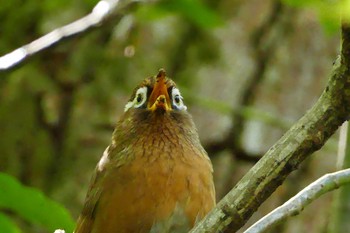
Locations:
75;168;104;233
74;160;106;233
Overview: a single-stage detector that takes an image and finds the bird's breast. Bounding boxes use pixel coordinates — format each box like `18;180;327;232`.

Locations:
91;112;215;232
93;135;215;233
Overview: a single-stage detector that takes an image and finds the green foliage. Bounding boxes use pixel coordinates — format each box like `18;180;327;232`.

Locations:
0;213;22;233
136;0;223;29
0;173;75;233
282;0;350;33
282;0;320;7
160;0;223;28
42;0;72;13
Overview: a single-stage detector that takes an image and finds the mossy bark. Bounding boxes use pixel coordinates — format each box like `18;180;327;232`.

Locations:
190;24;350;233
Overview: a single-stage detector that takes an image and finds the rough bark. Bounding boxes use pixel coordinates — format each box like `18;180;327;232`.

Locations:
190;24;350;233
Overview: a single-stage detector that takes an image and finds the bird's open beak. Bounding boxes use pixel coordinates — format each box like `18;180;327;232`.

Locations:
148;69;171;112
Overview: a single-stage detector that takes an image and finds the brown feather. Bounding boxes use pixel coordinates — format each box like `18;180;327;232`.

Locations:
75;73;215;233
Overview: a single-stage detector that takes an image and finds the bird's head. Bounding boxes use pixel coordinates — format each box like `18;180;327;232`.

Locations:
113;69;203;159
124;69;187;114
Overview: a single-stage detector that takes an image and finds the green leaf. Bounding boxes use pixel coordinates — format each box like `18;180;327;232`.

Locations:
42;0;72;12
0;213;22;233
281;0;347;34
136;0;223;29
0;173;75;233
135;4;173;21
161;0;223;28
318;10;340;34
281;0;320;7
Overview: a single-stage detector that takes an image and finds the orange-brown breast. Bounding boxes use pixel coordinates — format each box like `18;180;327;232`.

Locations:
93;152;214;232
76;109;215;233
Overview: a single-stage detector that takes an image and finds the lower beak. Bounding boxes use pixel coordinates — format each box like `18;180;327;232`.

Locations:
148;69;171;111
149;95;171;111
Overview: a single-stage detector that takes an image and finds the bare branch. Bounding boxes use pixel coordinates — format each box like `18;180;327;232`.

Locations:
244;169;350;233
0;0;143;72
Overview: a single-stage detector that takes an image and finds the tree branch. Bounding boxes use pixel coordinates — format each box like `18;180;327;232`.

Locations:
190;24;350;233
243;168;350;233
0;0;142;72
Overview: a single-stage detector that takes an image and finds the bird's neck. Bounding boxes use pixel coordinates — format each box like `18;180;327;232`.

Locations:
109;110;205;164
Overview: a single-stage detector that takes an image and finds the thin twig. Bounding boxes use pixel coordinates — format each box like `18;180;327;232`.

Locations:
244;169;350;233
0;0;143;72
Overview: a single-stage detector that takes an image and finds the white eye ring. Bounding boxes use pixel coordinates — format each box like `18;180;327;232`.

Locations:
124;87;148;112
171;88;187;111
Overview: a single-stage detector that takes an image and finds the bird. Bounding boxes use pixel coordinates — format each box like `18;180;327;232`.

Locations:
74;69;215;233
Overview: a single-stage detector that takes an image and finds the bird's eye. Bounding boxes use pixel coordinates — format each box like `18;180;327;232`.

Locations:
136;94;143;103
124;87;148;112
174;95;180;104
171;88;187;111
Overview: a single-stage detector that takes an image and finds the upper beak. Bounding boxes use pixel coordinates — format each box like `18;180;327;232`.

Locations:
148;69;171;111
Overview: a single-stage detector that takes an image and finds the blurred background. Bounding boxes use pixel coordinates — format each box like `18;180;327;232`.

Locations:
0;0;346;232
